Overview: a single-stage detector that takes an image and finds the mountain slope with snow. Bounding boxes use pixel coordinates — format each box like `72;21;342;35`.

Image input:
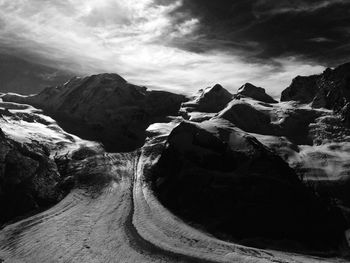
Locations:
1;65;350;261
3;74;187;152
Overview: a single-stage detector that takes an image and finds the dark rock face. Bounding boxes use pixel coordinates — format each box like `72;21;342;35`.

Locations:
3;74;187;152
281;63;350;125
151;120;346;251
237;83;277;104
0;124;104;226
341;102;350;126
181;84;232;113
281;75;320;104
0;129;61;225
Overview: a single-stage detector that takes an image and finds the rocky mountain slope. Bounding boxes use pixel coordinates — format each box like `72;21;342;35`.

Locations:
0;126;60;225
1;63;350;262
281;62;350;126
3;74;186;152
150;119;346;251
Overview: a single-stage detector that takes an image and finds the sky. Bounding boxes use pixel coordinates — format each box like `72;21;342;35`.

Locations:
0;0;349;97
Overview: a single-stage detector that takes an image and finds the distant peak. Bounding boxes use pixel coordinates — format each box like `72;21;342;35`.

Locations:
201;84;232;99
237;83;277;104
239;82;258;89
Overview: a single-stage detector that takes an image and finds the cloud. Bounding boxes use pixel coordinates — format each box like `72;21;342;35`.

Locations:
0;0;333;97
253;0;348;15
0;53;73;94
176;0;350;66
308;37;335;43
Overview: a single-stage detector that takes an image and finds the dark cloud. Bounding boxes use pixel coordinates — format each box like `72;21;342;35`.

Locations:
0;53;74;94
170;0;350;67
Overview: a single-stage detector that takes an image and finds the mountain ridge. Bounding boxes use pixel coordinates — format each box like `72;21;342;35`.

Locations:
2;61;350;259
281;62;350;126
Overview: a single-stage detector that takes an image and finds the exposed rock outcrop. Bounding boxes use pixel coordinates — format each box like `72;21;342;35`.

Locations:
281;75;320;104
0;99;103;226
0;128;61;225
237;83;277;103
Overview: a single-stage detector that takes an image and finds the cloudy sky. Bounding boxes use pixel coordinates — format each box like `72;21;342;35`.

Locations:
0;0;349;97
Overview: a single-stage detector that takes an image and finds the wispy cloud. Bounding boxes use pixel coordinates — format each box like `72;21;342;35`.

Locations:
253;0;348;16
0;0;325;96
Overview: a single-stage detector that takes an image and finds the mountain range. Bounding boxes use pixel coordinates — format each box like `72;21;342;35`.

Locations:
1;62;350;262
